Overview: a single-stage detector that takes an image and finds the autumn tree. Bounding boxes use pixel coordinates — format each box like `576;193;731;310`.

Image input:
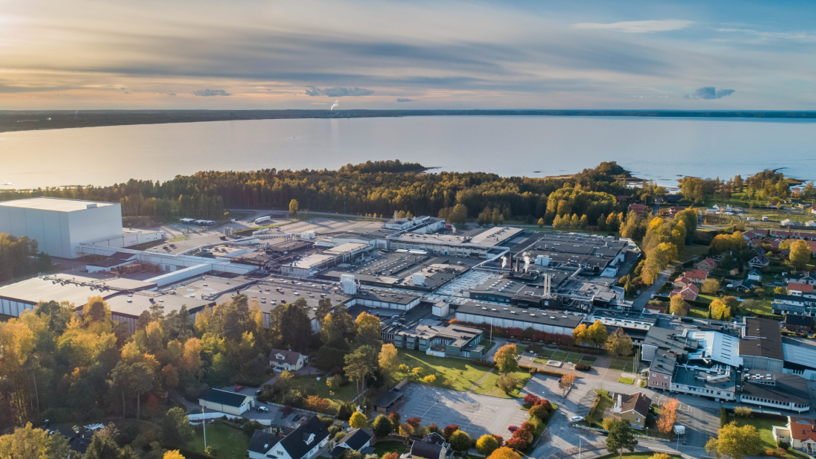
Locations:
494;344;520;374
372;414;393;437
669;294;688;316
378;343;400;380
586;320;609;347
350;411;368;429
709;299;731;321
790;240;812;271
705;422;763;459
344;345;378;394
656;399;678;434
477;434;500;456
605;328;633;357
0;423;71;459
558;373;576;396
497;373;519;395
355;312;382;350
289;199;299;215
487;447;523;459
701;278;720;295
606;421;638;459
449;430;471;453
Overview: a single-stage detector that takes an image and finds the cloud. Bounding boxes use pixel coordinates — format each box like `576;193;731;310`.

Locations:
305;86;375;97
166;92;176;96
193;89;231;97
686;87;735;100
573;20;693;33
396;98;412;102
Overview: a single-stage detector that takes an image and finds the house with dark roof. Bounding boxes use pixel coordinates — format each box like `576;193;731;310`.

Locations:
372;388;404;414
784;315;814;334
198;388;255;416
773;417;816;455
603;392;652;430
740;318;784;373
330;429;372;458
269;349;308;372
249;430;282;459
262;416;330;459
748;250;770;268
748;269;763;282
410;433;449;459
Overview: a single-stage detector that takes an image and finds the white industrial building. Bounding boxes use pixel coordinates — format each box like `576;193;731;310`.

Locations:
0;198;125;258
454;302;583;336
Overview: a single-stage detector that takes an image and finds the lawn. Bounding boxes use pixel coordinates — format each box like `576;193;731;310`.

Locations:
288;373;359;407
587;390;613;427
674;244;709;263
187;420;249;459
609;357;638;373
536;349;596;366
372;441;408;456
396;349;490;392
618;377;635;385
168;235;190;242
688;306;709;319
472;369;532;398
481;340;497;353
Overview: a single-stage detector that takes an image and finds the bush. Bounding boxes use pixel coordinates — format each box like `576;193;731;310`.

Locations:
720;407;728;428
734;406;752;417
575;363;591;372
523;394;540;405
777;440;790;450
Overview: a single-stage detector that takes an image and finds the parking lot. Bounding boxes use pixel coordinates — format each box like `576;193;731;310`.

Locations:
397;384;529;438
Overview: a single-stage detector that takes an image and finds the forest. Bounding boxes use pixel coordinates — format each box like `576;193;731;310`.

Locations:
0;160;642;224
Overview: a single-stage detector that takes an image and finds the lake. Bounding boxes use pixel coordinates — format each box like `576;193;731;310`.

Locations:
2;116;815;189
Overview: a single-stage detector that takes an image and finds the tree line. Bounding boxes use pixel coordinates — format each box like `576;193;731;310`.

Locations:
0;233;51;283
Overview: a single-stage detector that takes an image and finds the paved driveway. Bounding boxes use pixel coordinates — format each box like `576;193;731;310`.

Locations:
397;384;529;438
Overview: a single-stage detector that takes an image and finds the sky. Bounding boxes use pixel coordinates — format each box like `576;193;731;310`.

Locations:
1;0;815;110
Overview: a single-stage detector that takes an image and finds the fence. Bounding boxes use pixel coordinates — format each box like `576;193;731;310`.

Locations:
572;424;672;443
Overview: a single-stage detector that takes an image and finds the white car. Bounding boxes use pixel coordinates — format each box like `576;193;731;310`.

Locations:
570;416;584;422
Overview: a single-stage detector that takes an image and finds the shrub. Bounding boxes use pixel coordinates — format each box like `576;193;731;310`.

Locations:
777;440;790;450
443;425;460;440
528;405;549;421
534;398;552;412
407;417;422;428
575;363;591;372
505;437;528;451
523;394;540;405
734;406;752;417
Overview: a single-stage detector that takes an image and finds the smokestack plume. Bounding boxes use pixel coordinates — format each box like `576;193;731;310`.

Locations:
330;100;339;111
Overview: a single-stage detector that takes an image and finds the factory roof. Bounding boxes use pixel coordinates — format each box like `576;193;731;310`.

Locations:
291;254;336;270
741;372;810;406
687;331;742;367
470;227;524;247
741;317;784;361
456;302;584;328
782;337;816;370
356;289;420;305
0;274;155;306
324;242;371;256
105;292;212;318
0;197;116;212
674;365;736;391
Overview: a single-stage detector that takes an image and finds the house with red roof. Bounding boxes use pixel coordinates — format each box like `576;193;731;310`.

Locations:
671;283;699;301
694;258;718;272
773;417;816;455
673;276;692;288
748;238;763;247
771;230;793;239
794;231;816;241
629;203;649;217
789;283;816;296
684;269;708;284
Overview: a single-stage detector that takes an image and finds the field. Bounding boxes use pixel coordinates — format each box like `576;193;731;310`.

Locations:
618;377;635;385
674;243;709;263
287;373;360;407
534;349;597;366
396;349;491;392
472;369;532;398
187;420;249;459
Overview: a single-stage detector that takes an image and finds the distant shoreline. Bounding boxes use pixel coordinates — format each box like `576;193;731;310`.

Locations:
2;109;816;134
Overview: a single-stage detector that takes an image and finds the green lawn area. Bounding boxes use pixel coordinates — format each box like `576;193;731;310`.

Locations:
735;418;810;459
396;349;490;392
674;243;709;263
688;306;708;319
168;235;189;242
372;441;408;456
536;349;596;365
587;390;613;427
480;340;497;353
187;420;249;459
287;373;359;408
618;377;635;385
609;357;638;373
472;369;532;398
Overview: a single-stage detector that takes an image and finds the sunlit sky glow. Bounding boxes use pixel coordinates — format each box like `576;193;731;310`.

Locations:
1;0;815;109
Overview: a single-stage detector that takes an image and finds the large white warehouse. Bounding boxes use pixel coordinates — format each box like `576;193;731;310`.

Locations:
0;197;124;258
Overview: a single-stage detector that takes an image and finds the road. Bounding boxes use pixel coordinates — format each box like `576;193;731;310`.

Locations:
632;265;676;311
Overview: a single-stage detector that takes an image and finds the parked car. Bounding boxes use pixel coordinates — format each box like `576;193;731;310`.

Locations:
256;406;269;413
570;416;584;422
235;385;245;392
508;426;518;432
255;389;262;395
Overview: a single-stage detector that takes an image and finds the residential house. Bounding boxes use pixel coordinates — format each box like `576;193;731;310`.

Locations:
671;283;699;301
409;433;449;459
644;304;666;314
684;270;708;284
673;276;692;289
695;258;718;272
773;294;816;316
748;238;763;247
261;416;330;459
667;207;684;218
630;203;648;217
771;230;793;239
806;221;816;228
747;269;763;282
785;271;816;286
729;279;759;293
249;431;281;459
789;283;815;297
748;250;770;268
743;230;767;240
330;429;373;458
198;389;254;416
782;219;793;227
773;417;816;455
783;315;813;334
794;231;816;240
269;349;308;372
603;392;652;430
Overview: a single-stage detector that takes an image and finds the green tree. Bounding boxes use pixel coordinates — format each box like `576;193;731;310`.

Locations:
449;430;471;453
350;411;368;429
497;373;519;395
494;344;519;374
0;423;71;459
161;407;194;447
790;240;812;271
705;422;763;459
606;421;638;459
315;298;333;327
271;300;313;351
372;414;393;437
289;199;299;215
344;345;379;394
321;304;354;346
85;425;123;459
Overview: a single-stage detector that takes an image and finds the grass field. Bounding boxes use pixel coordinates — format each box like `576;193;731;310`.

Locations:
688;306;709;319
396;349;490;392
372;441;408;456
618;377;635;385
587;390;613;427
472;369;533;398
609;357;638;373
187;420;249;459
674;243;709;263
481;340;497;353
288;373;359;407
536;349;597;366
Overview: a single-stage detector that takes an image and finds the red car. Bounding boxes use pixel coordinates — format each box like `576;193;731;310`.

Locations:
508;426;518;432
235;385;245;392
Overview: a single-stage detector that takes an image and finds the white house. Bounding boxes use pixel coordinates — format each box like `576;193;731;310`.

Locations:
269;349;309;372
198;389;254;416
260;416;330;459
